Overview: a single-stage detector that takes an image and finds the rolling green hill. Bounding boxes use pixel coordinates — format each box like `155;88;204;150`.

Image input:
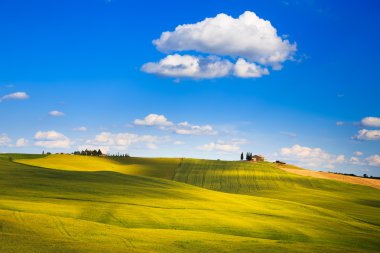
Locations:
1;154;380;252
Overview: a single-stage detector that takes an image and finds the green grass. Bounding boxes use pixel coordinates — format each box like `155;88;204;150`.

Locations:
1;154;379;252
17;154;179;179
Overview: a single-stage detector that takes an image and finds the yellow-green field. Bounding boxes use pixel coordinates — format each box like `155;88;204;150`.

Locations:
1;154;379;252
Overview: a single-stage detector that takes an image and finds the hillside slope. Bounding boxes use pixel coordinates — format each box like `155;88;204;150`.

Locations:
17;154;179;179
8;154;380;252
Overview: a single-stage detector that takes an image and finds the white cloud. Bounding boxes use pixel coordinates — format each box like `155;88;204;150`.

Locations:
82;132;164;152
0;92;29;102
173;141;185;145
361;117;380;127
279;144;345;169
143;11;296;79
34;130;71;149
134;114;173;127
142;54;233;79
15;138;28;147
153;11;296;67
175;121;217;135
336;121;344;126
349;156;364;165
336;155;346;163
49;110;64;117
366;155;380;167
134;114;217;136
73;126;87;132
233;58;269;78
354;151;363;156
0;134;12;147
354;129;380;141
198;139;246;153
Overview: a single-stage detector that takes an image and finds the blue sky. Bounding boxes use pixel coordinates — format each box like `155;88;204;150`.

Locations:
1;0;379;176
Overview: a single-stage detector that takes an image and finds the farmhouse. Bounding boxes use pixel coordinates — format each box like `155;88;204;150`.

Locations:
252;155;265;162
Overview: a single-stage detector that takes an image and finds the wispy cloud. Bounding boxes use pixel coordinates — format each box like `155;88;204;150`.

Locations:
198;139;247;153
0;92;29;102
134;114;217;136
0;133;12;147
49;110;65;117
15;138;29;147
73;126;87;132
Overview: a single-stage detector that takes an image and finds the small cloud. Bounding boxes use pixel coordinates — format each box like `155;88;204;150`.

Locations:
175;121;217;135
49;110;64;117
134;114;173;127
354;129;380;141
336;121;344;126
361;117;380;127
197;139;247;153
81;131;166;152
15;138;29;147
34;130;71;149
73;126;87;132
174;141;185;145
349;156;364;165
279;144;346;169
366;155;380;167
280;131;297;138
0;92;29;102
354;151;363;156
0;134;12;147
335;155;346;163
134;114;217;136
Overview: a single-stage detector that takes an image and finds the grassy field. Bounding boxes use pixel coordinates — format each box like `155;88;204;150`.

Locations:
1;154;379;252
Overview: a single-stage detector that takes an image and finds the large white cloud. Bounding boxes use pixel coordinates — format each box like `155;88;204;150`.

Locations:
154;11;296;67
361;117;380;127
143;11;296;79
366;155;380;167
0;92;29;102
279;144;346;169
354;129;380;141
34;130;71;149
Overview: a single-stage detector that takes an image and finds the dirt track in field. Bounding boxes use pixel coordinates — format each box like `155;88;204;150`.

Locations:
279;166;380;190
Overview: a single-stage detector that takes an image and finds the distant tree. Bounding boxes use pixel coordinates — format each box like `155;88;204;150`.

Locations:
42;151;45;155
97;149;102;156
363;174;368;178
8;157;13;162
240;152;244;161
